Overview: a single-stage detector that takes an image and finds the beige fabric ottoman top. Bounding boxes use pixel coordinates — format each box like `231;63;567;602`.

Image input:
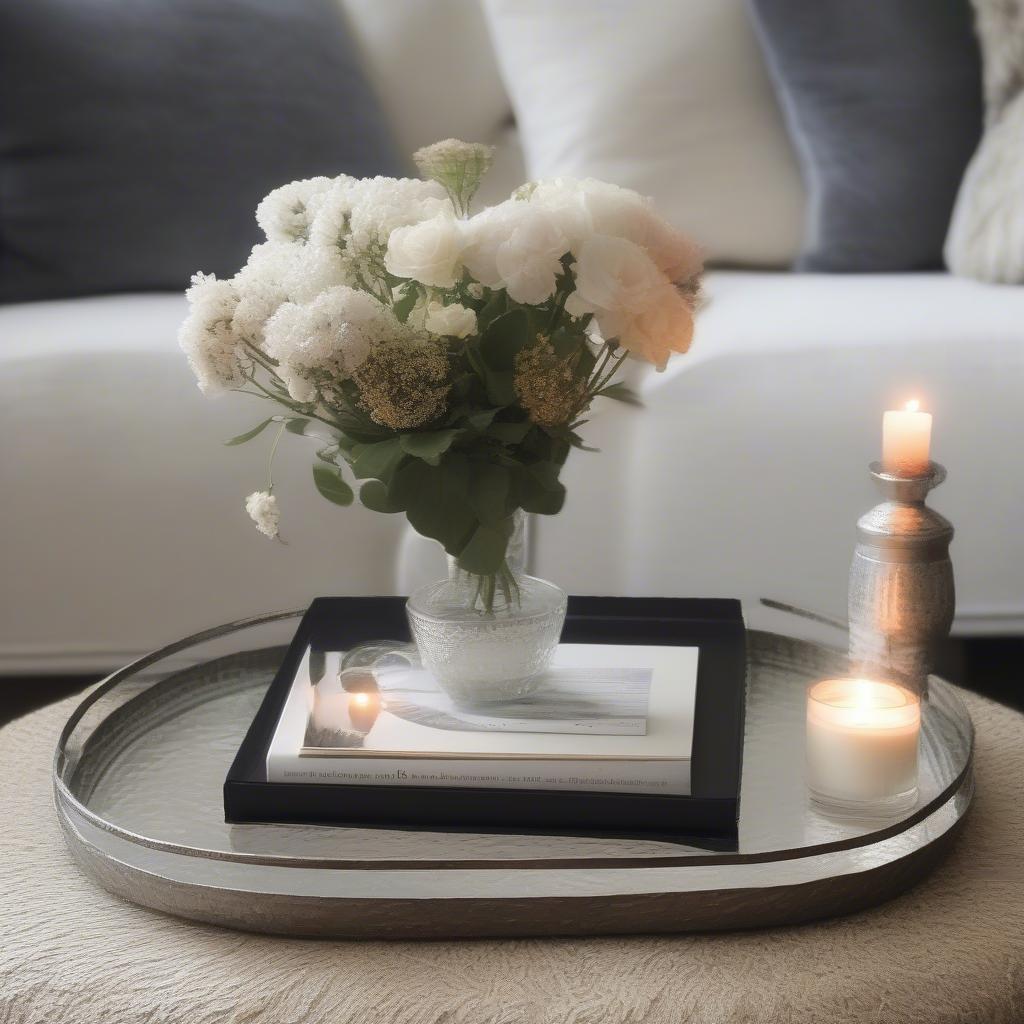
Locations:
1;687;1022;1024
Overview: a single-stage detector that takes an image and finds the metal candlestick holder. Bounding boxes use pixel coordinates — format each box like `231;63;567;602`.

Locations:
848;461;955;701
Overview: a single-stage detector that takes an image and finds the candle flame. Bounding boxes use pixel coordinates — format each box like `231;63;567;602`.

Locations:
352;692;370;707
904;399;920;413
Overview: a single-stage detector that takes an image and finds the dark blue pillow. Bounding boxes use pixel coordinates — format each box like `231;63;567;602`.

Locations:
0;0;403;303
748;0;983;272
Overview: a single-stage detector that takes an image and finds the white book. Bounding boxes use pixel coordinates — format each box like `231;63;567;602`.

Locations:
266;643;699;795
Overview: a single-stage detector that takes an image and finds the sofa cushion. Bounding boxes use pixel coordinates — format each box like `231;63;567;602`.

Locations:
482;0;806;268
749;0;983;272
945;0;1024;283
0;0;401;303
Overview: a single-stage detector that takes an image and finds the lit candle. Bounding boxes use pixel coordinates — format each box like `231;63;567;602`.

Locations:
347;689;381;733
806;678;920;814
882;399;932;477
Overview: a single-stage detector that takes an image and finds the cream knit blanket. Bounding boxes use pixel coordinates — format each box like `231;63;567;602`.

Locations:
1;688;1022;1024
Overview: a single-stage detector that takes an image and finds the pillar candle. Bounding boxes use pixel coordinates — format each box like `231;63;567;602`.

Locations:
882;400;932;476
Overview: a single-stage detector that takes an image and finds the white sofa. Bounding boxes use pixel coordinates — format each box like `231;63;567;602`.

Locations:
2;1;1022;672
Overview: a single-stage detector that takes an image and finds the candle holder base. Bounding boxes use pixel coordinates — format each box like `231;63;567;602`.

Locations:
848;460;955;702
809;785;918;821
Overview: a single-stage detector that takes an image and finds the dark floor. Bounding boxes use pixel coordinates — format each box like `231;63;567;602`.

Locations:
1;636;1021;730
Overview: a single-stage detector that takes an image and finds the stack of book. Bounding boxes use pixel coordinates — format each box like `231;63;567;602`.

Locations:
225;597;747;835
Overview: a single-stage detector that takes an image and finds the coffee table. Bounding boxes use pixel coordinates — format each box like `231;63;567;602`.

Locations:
54;609;973;938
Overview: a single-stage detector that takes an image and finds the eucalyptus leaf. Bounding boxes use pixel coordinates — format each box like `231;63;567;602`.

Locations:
359;479;402;514
390;457;476;555
285;418;310;435
224;418;274;446
488;420;532;446
392;283;419;324
469;463;511;524
399;428;460;466
312;464;354;506
349;437;406;482
458;519;514;575
479;309;530;371
465;408;500;431
598;382;643;407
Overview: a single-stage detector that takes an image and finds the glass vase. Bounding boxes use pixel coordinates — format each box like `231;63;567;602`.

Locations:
406;510;567;707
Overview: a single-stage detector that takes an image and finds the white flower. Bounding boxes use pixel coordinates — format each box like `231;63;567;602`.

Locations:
263;287;405;403
413;139;495;214
245;490;280;538
531;178;701;284
462;200;569;303
424;301;477;339
256;178;334;243
466;282;485;300
385;212;464;287
566;235;667;319
618;284;695;371
178;272;244;394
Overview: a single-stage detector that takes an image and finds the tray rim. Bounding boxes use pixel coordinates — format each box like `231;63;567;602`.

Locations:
53;610;974;873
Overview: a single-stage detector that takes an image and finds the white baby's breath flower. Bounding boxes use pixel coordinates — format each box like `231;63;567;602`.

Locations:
424;301;477;339
385;212;464;288
245;490;280;538
178;272;245;394
256;178;334;243
263;287;406;404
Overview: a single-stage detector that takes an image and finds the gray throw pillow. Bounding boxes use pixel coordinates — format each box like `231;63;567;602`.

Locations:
748;0;983;272
0;0;402;303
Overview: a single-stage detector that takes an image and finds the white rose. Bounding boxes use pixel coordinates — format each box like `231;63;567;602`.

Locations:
566;235;667;319
384;212;463;287
619;284;694;371
424;301;477;339
463;201;569;303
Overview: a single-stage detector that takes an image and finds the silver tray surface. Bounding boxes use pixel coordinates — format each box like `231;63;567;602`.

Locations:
54;611;973;938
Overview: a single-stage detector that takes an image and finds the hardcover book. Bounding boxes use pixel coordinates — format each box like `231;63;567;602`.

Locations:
266;643;700;795
224;596;747;835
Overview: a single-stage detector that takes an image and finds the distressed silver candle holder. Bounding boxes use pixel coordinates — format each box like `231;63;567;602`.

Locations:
848;461;955;701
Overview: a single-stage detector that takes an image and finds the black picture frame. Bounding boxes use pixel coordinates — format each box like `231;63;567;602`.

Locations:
224;596;747;836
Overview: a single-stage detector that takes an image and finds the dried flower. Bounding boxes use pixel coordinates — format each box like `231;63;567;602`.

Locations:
513;341;589;429
413;139;495;215
245;490;280;538
353;341;450;429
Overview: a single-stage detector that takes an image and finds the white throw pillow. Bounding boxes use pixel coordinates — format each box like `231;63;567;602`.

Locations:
482;0;805;267
340;0;512;159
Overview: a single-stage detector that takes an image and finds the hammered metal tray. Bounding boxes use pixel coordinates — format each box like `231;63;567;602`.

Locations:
54;611;973;938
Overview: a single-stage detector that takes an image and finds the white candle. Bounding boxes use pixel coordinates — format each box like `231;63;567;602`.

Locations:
882;399;932;476
806;678;920;812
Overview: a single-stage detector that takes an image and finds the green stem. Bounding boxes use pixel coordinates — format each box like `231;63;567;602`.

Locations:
265;421;286;490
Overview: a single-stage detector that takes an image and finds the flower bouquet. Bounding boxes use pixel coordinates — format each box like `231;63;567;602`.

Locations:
181;140;702;703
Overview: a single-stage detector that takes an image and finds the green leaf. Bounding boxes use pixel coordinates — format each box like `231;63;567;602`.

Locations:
359;479;402;514
392;283;419;324
515;461;566;515
399;428;460;466
475;289;508;331
312;463;354;506
479;309;530;370
349;438;406;482
465;408;500;432
469;463;511;524
390;457;477;555
285;417;311;435
224;418;275;446
458;520;513;575
487;420;533;446
598;382;643;407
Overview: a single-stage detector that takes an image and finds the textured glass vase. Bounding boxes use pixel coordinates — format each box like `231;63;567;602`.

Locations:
406;510;567;707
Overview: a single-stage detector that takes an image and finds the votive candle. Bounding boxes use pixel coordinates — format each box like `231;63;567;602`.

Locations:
806;678;920;815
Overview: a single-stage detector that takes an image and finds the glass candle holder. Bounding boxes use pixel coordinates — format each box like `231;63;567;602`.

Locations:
806;678;920;818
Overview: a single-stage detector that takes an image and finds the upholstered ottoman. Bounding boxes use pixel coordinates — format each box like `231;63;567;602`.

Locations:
2;688;1022;1024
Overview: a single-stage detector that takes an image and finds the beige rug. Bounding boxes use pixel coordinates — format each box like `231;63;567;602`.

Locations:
1;687;1022;1024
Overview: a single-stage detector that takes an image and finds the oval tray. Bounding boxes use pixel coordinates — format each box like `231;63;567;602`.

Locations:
54;612;973;938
